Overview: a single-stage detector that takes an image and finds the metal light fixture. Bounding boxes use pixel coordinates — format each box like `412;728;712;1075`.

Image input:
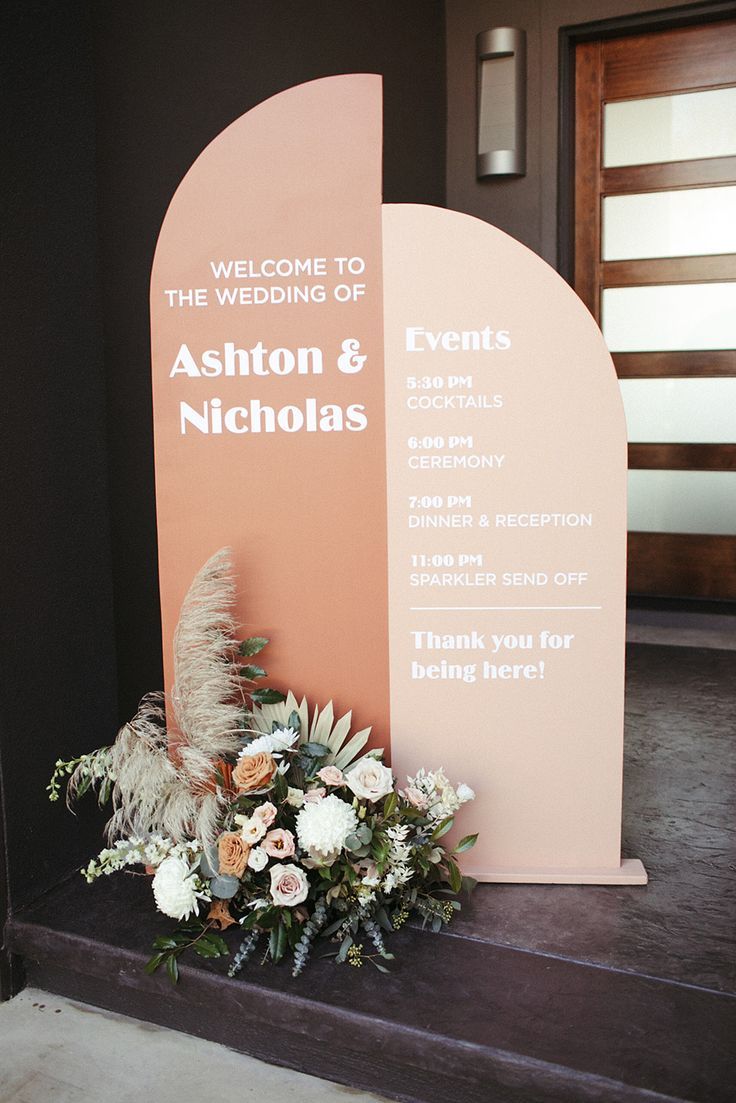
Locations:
477;27;526;177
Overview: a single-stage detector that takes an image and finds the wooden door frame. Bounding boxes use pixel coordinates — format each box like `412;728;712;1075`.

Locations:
557;2;736;601
557;0;736;285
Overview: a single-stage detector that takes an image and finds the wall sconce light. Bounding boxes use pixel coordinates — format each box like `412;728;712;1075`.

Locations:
477;27;526;177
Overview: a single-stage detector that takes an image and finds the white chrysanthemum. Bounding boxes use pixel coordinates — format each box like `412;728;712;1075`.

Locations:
151;856;206;921
239;726;299;758
296;794;358;864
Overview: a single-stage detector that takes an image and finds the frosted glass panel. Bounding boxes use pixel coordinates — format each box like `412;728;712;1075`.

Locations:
604;87;736;167
479;56;516;152
603;187;736;260
628;470;736;534
602;283;736;351
619;378;736;442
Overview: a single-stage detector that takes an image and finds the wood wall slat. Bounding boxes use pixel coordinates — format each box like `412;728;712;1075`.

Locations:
603;22;736;99
627;532;736;599
628;443;736;470
614;351;736;378
601;256;736;286
574;41;602;316
602;157;736;195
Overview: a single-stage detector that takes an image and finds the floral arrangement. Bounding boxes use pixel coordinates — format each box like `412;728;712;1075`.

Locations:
49;549;477;981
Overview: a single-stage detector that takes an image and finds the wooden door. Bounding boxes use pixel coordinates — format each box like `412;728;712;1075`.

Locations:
574;20;736;599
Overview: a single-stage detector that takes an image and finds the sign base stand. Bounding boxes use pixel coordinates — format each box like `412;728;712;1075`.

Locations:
467;858;648;885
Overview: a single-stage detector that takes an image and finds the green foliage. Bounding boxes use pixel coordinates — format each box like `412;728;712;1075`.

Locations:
446;858;462;894
293;740;331;781
431;816;454;841
145;923;230;985
453;833;478;854
269;922;288;963
251;688;286;705
239;637;269;657
240;664;267;680
198;845;219;879
300;742;330;757
209;874;239;899
271;770;289;802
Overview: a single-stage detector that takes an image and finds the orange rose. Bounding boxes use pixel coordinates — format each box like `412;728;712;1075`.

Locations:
191;759;235;797
232;751;277;793
217;831;250;878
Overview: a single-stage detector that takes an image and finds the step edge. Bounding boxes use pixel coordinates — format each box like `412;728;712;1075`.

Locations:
9;915;728;1103
22;954;691;1103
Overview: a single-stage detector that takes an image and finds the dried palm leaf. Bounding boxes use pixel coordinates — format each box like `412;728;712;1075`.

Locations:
250;693;378;772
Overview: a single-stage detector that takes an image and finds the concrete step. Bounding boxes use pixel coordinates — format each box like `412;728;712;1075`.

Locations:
7;870;735;1103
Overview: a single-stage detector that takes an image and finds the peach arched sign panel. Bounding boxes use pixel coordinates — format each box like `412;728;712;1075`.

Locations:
150;75;646;884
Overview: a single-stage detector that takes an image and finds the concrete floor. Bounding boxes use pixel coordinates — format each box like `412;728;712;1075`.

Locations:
625;608;736;649
0;988;387;1103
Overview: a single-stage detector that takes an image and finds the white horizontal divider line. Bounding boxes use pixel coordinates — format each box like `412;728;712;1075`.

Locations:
409;605;604;611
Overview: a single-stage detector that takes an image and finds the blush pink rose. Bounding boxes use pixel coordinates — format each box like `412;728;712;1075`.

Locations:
253;801;278;828
317;766;345;787
262;828;295;858
404;786;429;811
269;862;309;907
304;787;326;803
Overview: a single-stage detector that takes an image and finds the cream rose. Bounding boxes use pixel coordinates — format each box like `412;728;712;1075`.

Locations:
269;862;309;907
346;759;394;802
247;846;268;871
233;751;277;793
262;828;295;858
217;831;250;878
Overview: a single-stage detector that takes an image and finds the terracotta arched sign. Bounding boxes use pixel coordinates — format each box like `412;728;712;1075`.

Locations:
150;75;389;742
150;75;646;884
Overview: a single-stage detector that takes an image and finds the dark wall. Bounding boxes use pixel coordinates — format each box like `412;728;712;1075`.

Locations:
93;0;447;720
1;2;446;992
0;0;118;962
445;0;699;267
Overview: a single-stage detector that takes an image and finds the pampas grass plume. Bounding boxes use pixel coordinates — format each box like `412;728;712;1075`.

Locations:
70;548;245;845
